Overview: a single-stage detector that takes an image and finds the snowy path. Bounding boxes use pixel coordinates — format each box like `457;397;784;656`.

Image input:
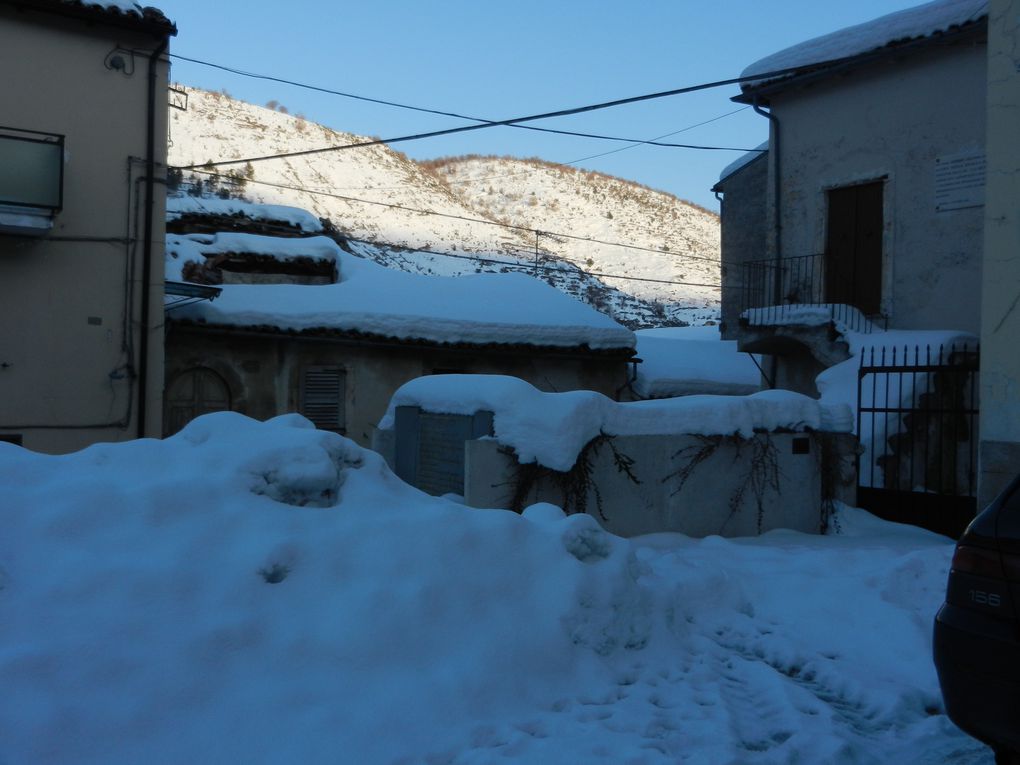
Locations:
0;414;993;764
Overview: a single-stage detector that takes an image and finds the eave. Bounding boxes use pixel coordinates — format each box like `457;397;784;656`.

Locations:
734;20;986;107
0;0;177;37
166;318;638;362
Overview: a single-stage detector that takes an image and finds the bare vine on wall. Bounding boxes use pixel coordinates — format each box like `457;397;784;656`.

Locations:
665;433;781;534
504;432;641;520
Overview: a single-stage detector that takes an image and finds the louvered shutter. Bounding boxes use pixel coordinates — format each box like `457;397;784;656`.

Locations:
300;366;345;431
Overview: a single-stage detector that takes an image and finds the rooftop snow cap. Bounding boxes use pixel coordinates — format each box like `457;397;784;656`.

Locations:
715;142;768;187
738;0;986;95
166;232;636;352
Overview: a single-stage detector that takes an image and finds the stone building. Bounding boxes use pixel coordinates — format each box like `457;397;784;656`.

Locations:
163;201;637;447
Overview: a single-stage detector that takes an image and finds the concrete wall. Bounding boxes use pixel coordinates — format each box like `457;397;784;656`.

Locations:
767;41;987;334
0;8;170;452
464;431;858;538
716;155;769;340
165;326;630;447
978;0;1020;506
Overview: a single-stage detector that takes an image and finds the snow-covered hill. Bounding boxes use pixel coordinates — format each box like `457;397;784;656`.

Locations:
426;156;720;306
168;87;721;328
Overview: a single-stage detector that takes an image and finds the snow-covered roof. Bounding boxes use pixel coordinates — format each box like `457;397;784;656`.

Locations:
166;233;339;273
166;233;635;351
167;197;323;233
716;142;768;184
741;0;987;92
633;327;761;398
379;375;852;471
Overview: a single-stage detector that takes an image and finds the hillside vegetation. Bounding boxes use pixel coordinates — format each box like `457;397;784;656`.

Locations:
169;87;721;327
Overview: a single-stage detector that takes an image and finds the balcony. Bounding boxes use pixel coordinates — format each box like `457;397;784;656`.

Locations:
0;126;64;236
740;253;882;335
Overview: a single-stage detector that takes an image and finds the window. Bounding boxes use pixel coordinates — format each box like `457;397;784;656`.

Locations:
0;127;63;209
300;366;346;432
0;126;64;236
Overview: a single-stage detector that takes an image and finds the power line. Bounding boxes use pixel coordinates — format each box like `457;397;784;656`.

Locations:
342;235;721;289
174;61;821;171
186;168;722;266
330;106;751;193
171;54;761;157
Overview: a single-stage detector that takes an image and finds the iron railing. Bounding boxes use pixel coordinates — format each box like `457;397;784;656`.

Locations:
856;343;979;537
740;253;881;333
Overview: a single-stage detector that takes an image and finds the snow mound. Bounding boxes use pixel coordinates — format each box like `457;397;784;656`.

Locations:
0;414;983;763
379;375;852;471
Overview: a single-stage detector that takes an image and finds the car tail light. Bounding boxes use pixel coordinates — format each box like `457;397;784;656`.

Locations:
947;544;1018;620
952;545;1006;579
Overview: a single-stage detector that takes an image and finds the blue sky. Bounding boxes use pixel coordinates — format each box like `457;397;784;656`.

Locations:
160;1;925;211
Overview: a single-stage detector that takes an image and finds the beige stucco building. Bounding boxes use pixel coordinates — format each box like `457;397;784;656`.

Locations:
978;0;1020;506
720;5;988;393
0;0;175;453
714;3;990;535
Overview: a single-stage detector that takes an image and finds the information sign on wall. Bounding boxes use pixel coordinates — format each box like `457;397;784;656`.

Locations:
934;150;985;212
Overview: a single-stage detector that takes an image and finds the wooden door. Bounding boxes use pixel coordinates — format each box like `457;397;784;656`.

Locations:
165;367;231;435
825;182;883;315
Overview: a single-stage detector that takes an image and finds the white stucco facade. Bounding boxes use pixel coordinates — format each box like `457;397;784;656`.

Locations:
763;40;987;334
978;0;1020;504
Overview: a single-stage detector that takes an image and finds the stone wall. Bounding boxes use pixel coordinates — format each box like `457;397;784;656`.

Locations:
165;325;630;447
716;154;769;340
463;431;858;538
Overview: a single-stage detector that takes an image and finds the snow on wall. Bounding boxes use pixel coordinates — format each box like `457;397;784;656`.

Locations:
742;0;987;88
167;197;323;233
167;233;635;351
379;375;852;471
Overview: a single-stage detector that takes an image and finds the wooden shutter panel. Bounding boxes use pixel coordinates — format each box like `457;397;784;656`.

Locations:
300;366;345;431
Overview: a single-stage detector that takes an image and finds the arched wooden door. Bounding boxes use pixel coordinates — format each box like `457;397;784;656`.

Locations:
164;367;232;435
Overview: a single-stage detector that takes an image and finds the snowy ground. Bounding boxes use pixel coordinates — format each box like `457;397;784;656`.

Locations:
0;415;990;764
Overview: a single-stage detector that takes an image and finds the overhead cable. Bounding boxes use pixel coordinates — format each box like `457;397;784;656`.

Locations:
172;59;838;170
171;54;758;156
343;236;721;289
186;168;722;266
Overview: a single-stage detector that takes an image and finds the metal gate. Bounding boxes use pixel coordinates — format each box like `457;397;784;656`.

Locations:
856;344;979;538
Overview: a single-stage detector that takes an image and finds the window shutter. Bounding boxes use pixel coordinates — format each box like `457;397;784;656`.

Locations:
300;366;345;431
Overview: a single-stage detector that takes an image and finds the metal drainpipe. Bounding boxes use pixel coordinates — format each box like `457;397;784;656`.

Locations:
752;97;782;306
138;36;169;439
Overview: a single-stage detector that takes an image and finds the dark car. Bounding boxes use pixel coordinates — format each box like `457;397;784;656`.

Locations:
934;475;1020;764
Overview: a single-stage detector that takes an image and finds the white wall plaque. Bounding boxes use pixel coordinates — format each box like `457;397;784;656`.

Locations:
935;150;985;212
